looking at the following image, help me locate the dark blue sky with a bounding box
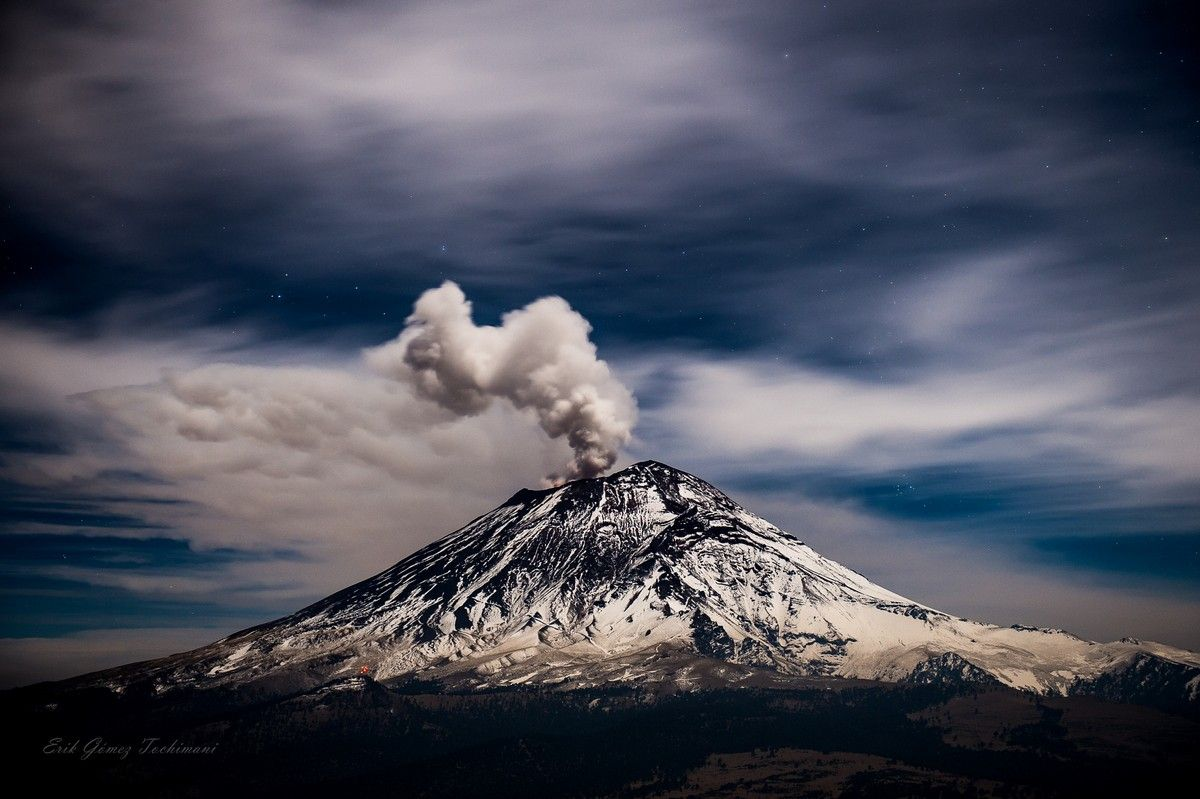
[1,0,1197,685]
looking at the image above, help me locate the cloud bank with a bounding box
[0,284,636,588]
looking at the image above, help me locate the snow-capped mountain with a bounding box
[91,461,1200,703]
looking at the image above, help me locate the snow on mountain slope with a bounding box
[91,461,1200,701]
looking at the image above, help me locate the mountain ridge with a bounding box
[52,460,1200,707]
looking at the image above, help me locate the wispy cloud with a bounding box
[0,287,634,604]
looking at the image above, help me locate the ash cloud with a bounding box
[366,282,636,481]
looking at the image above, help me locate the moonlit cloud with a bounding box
[643,355,1200,487]
[655,358,1102,461]
[0,0,775,270]
[1,340,565,575]
[0,283,637,595]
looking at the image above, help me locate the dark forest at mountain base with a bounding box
[9,679,1198,798]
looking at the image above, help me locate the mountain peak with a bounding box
[77,461,1200,703]
[618,459,688,476]
[504,459,722,512]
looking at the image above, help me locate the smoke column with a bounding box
[365,281,637,481]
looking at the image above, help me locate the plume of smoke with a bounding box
[365,281,636,481]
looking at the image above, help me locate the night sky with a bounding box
[1,1,1198,687]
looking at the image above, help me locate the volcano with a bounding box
[77,461,1199,705]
